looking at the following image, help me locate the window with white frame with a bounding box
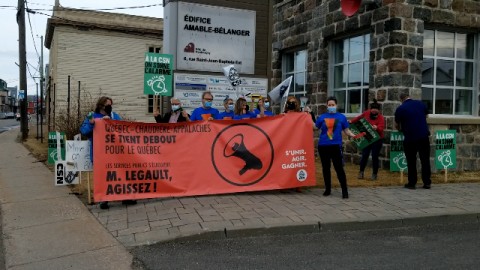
[422,30,476,115]
[283,50,307,100]
[147,45,163,113]
[330,34,370,114]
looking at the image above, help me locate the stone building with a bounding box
[272,0,480,171]
[45,5,163,124]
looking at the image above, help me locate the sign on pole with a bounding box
[144,53,173,96]
[390,131,407,172]
[349,118,380,150]
[435,130,456,170]
[48,131,66,164]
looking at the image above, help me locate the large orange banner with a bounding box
[93,113,316,202]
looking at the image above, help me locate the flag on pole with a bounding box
[268,76,292,104]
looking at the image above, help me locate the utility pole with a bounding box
[39,35,44,143]
[17,0,28,140]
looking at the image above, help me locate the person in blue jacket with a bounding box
[233,97,257,120]
[254,97,274,117]
[189,91,220,121]
[80,96,136,209]
[315,96,356,199]
[395,93,432,190]
[218,97,235,120]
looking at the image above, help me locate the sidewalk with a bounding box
[0,129,133,270]
[1,128,480,269]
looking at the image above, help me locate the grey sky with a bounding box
[0,0,163,94]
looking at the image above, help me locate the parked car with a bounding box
[5,112,15,119]
[0,112,6,119]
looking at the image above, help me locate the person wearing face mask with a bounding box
[284,96,301,113]
[190,91,220,121]
[80,96,136,209]
[254,97,274,117]
[153,97,190,123]
[315,96,356,199]
[233,97,257,119]
[349,99,385,180]
[218,98,235,120]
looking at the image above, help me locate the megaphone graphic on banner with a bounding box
[224,134,263,175]
[341,0,380,17]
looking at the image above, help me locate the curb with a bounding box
[147,213,480,244]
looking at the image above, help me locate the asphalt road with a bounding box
[0,118,19,134]
[131,222,480,270]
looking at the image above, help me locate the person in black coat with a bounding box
[153,97,190,123]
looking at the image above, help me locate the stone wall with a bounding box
[272,0,480,171]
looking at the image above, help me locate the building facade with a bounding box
[45,6,163,123]
[272,0,480,171]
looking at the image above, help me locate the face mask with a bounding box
[264,102,270,109]
[286,102,296,110]
[204,101,212,108]
[104,105,112,115]
[370,112,378,119]
[327,106,336,113]
[228,104,234,111]
[172,105,180,111]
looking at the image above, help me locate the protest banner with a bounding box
[349,118,380,150]
[93,113,316,202]
[48,132,66,164]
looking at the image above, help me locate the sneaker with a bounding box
[357,172,364,179]
[99,201,109,209]
[342,192,349,199]
[122,200,137,205]
[323,190,331,196]
[371,174,377,180]
[423,184,431,189]
[404,184,416,190]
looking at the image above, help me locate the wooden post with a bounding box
[87,172,92,205]
[400,170,404,184]
[444,169,448,183]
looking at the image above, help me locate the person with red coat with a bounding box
[350,99,385,180]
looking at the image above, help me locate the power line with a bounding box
[15,3,162,12]
[25,0,40,59]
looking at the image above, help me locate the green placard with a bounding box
[144,53,173,96]
[435,130,456,169]
[48,132,66,164]
[349,118,380,150]
[390,131,407,172]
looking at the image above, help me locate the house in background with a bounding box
[45,4,163,125]
[0,79,7,113]
[272,0,480,171]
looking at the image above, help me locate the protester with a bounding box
[189,91,220,121]
[349,99,385,180]
[394,93,432,189]
[284,96,315,123]
[80,96,136,209]
[315,96,356,199]
[254,97,274,117]
[153,97,190,123]
[233,97,257,120]
[218,97,235,120]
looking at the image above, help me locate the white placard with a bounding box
[66,140,93,172]
[176,2,256,73]
[55,161,80,186]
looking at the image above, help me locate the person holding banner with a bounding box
[395,93,431,190]
[316,96,356,199]
[218,98,235,120]
[80,96,136,209]
[350,99,385,180]
[254,97,274,117]
[233,97,257,120]
[153,97,190,123]
[284,96,316,123]
[189,91,220,121]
